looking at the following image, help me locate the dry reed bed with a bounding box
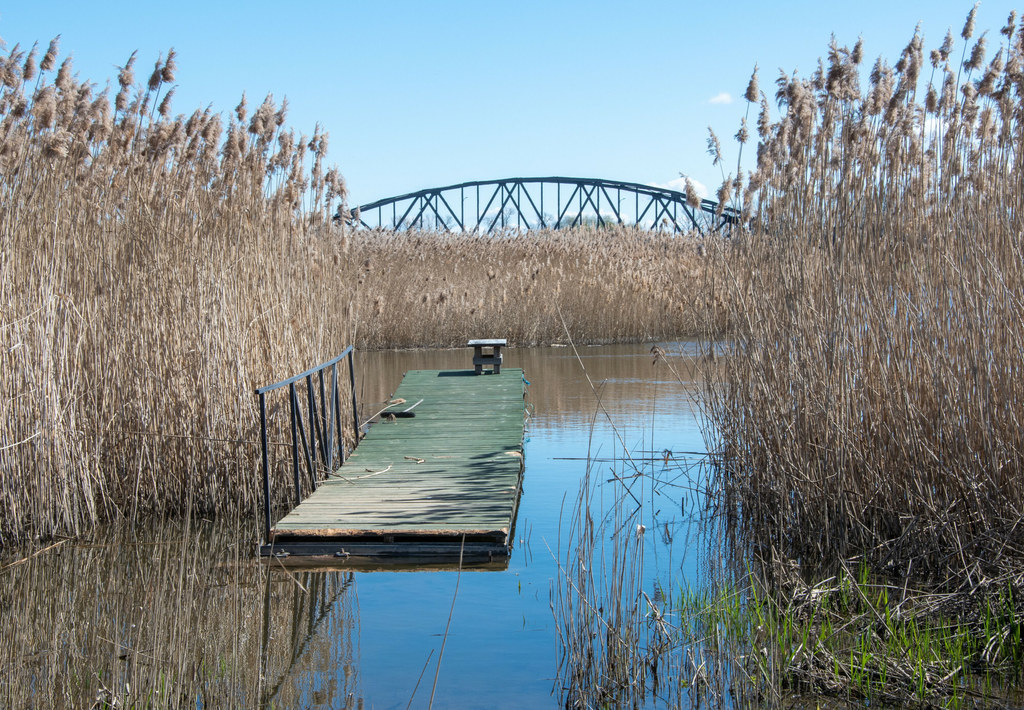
[346,227,722,349]
[0,39,354,545]
[0,36,721,544]
[702,9,1024,584]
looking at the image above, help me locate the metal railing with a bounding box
[255,347,359,541]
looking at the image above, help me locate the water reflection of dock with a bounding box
[261,364,527,564]
[260,571,360,709]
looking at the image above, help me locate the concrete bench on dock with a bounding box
[469,338,506,375]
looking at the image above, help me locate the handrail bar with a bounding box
[255,346,354,395]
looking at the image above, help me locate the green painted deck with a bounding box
[266,368,527,560]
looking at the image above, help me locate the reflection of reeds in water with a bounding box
[261,569,362,709]
[0,518,362,708]
[555,458,648,708]
[553,342,719,708]
[555,446,736,708]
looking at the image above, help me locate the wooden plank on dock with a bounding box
[265,367,527,561]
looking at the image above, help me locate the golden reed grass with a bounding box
[0,36,718,544]
[701,10,1024,584]
[0,39,355,545]
[345,227,722,349]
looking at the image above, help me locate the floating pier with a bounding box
[258,342,527,563]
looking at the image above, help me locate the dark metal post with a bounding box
[313,374,327,460]
[327,362,339,467]
[348,349,360,440]
[289,382,302,505]
[259,392,271,541]
[318,369,327,454]
[292,386,316,494]
[326,364,337,472]
[306,376,319,491]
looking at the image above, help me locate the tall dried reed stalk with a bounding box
[702,11,1024,583]
[554,453,651,708]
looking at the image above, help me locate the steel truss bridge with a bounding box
[351,177,738,235]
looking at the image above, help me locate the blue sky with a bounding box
[1,1,1018,206]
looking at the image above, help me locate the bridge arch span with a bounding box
[351,177,738,235]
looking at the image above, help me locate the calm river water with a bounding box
[0,342,711,709]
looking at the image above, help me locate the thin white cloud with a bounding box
[708,92,733,105]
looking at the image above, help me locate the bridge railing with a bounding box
[255,348,360,541]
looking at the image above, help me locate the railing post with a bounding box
[292,384,316,495]
[305,375,318,489]
[326,363,337,472]
[259,392,271,542]
[334,364,345,465]
[289,382,302,506]
[348,349,360,440]
[318,369,328,460]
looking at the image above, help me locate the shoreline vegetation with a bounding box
[705,7,1024,588]
[3,6,1024,708]
[706,0,1024,617]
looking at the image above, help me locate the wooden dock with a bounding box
[261,366,527,563]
